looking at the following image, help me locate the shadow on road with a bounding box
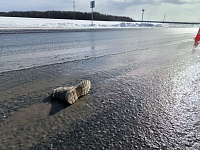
[43,96,70,116]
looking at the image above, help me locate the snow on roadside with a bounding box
[0,16,197,29]
[0,16,163,29]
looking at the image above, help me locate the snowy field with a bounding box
[0,16,179,29]
[0,16,161,29]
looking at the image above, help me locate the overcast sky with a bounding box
[1,0,200,22]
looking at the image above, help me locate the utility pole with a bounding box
[163,13,166,22]
[48,11,51,18]
[73,1,75,19]
[90,1,95,26]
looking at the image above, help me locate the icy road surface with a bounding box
[0,28,200,149]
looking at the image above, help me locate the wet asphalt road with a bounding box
[0,28,200,149]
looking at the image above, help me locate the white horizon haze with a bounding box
[0,0,200,22]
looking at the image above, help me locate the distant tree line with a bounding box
[0,11,134,22]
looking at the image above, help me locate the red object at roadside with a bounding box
[194,28,200,48]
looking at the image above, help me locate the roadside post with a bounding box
[141,9,145,26]
[90,0,95,26]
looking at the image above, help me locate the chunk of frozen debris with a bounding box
[51,80,91,105]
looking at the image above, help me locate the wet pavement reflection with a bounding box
[0,28,200,149]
